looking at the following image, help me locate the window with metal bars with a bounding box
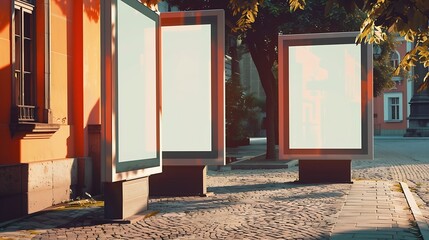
[10,0,59,136]
[14,0,36,122]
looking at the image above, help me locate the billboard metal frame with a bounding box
[278,32,373,160]
[160,10,225,166]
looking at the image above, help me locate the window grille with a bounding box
[14,1,36,121]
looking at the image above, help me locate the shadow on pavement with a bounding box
[271,191,345,201]
[208,181,350,194]
[149,198,238,214]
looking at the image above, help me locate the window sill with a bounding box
[384,120,403,123]
[10,122,61,139]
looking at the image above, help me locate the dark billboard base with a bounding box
[299,160,352,183]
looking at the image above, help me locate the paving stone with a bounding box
[1,139,427,239]
[331,180,420,239]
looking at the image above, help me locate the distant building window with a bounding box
[14,0,36,121]
[383,93,403,122]
[390,51,400,69]
[390,97,400,120]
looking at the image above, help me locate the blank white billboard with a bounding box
[162,24,212,152]
[160,10,225,166]
[117,0,157,161]
[288,44,362,149]
[101,0,161,182]
[278,32,373,160]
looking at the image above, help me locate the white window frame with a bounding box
[383,92,403,122]
[391,50,402,82]
[390,51,400,69]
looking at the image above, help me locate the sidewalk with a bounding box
[0,139,426,239]
[331,181,423,240]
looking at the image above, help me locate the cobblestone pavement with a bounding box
[0,137,426,239]
[30,171,349,239]
[0,208,100,240]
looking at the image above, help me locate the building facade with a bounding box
[0,0,101,221]
[373,39,414,136]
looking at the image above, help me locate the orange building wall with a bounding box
[70,0,101,158]
[1,1,101,164]
[0,1,11,125]
[0,1,20,164]
[51,1,72,124]
[35,1,46,122]
[0,1,101,220]
[82,0,101,156]
[18,0,75,163]
[71,0,101,158]
[83,0,101,127]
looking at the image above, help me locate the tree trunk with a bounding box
[264,86,276,159]
[246,36,277,160]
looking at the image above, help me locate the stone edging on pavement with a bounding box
[401,182,429,240]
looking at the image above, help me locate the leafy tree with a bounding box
[228,0,429,91]
[147,0,366,159]
[141,0,399,159]
[373,33,399,96]
[245,0,368,159]
[351,0,429,92]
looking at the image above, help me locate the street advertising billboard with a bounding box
[278,32,373,160]
[101,0,161,182]
[160,10,225,165]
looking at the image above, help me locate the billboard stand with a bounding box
[104,177,149,220]
[299,160,351,183]
[278,32,373,184]
[101,0,161,220]
[157,9,225,196]
[149,166,208,196]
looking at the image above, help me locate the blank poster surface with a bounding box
[288,44,362,149]
[117,0,157,162]
[162,24,212,152]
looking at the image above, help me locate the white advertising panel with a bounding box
[162,24,212,152]
[160,10,225,166]
[278,32,373,160]
[101,0,161,182]
[117,0,157,161]
[288,44,362,149]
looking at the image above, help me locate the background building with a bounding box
[239,52,265,102]
[373,39,414,136]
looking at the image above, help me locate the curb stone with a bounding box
[401,182,429,240]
